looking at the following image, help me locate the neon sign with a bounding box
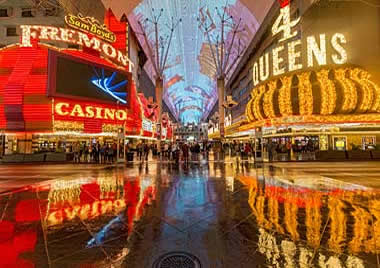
[252,3,348,87]
[91,72,128,104]
[65,13,116,43]
[20,25,132,70]
[54,101,128,121]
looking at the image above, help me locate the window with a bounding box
[0,9,8,17]
[44,8,57,16]
[6,27,17,37]
[21,8,34,17]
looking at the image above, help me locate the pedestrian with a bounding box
[286,140,292,160]
[84,145,89,162]
[267,141,273,162]
[100,144,105,163]
[195,143,200,161]
[104,145,109,163]
[73,142,80,163]
[137,142,143,161]
[88,144,93,163]
[164,143,169,159]
[182,143,189,163]
[108,145,114,163]
[172,143,179,163]
[112,142,117,160]
[244,143,252,160]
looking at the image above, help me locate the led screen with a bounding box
[52,53,129,105]
[128,0,273,123]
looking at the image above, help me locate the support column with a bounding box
[156,77,163,157]
[217,77,225,139]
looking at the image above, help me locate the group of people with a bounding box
[134,141,204,163]
[68,140,261,164]
[136,142,152,161]
[265,139,318,161]
[134,141,255,163]
[72,142,119,164]
[68,138,319,164]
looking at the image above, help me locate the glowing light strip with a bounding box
[91,73,127,104]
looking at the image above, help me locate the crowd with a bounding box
[133,140,255,163]
[68,138,318,164]
[71,142,120,164]
[265,139,318,161]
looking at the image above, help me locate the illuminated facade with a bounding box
[219,0,380,153]
[0,9,173,155]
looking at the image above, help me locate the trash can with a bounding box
[127,152,134,162]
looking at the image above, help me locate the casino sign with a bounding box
[20,23,132,70]
[245,2,380,128]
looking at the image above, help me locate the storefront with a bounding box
[0,11,144,156]
[237,0,380,158]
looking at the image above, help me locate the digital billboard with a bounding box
[48,50,131,106]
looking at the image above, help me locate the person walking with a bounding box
[267,141,273,162]
[73,142,80,163]
[195,143,200,161]
[286,140,292,161]
[244,143,252,160]
[84,145,89,163]
[143,142,150,161]
[137,142,143,161]
[172,143,179,164]
[100,144,105,164]
[182,143,189,163]
[112,142,117,161]
[164,143,169,159]
[108,145,114,163]
[104,145,109,163]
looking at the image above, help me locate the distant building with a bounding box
[174,123,208,142]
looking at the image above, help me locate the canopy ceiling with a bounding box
[102,0,274,123]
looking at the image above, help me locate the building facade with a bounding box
[174,123,208,142]
[0,6,174,157]
[209,0,380,160]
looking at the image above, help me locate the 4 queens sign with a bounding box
[252,2,348,87]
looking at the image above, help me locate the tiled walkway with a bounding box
[0,161,379,267]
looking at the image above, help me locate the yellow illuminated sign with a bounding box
[55,102,128,121]
[252,3,348,87]
[65,13,116,43]
[20,25,132,70]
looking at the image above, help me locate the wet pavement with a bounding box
[0,161,379,267]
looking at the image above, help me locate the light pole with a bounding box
[198,7,245,140]
[137,10,181,160]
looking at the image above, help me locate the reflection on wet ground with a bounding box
[0,162,379,267]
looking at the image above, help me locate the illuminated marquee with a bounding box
[65,13,116,43]
[142,118,153,132]
[252,3,347,86]
[54,102,128,121]
[20,25,132,70]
